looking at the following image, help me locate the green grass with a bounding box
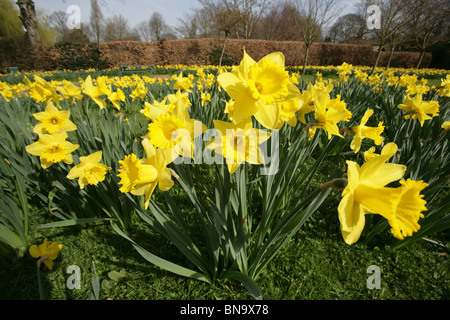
[1,196,448,300]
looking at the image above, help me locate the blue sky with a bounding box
[35,0,359,29]
[36,0,202,27]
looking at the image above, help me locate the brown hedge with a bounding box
[0,37,432,72]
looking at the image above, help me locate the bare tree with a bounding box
[198,0,245,67]
[136,20,153,42]
[198,0,271,39]
[16,0,41,48]
[195,8,220,37]
[328,13,368,43]
[289,0,340,75]
[103,14,140,41]
[176,13,197,39]
[358,0,416,74]
[48,10,69,42]
[90,0,104,43]
[198,0,242,37]
[149,12,168,41]
[404,0,450,68]
[384,20,405,69]
[238,0,272,39]
[254,1,299,41]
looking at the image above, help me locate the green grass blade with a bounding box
[224,271,262,300]
[111,222,211,283]
[36,218,115,229]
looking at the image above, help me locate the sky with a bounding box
[35,0,360,29]
[35,0,202,27]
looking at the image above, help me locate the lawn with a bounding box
[0,59,449,301]
[1,203,448,300]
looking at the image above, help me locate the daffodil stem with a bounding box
[320,178,348,191]
[36,255,49,300]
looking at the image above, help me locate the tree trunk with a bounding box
[386,46,395,70]
[16,0,41,49]
[416,50,425,69]
[371,45,383,75]
[302,45,310,76]
[219,36,228,69]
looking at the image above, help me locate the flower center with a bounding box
[85,165,107,185]
[118,154,142,193]
[247,59,290,104]
[42,144,67,163]
[147,114,185,149]
[255,82,264,94]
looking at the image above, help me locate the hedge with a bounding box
[0,37,433,72]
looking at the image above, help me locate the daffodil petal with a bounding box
[254,103,283,130]
[29,245,41,258]
[238,48,257,81]
[338,192,366,245]
[259,52,285,68]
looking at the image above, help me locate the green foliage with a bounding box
[36,9,56,45]
[0,0,25,37]
[208,44,235,66]
[55,43,110,71]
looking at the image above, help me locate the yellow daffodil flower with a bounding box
[57,81,83,103]
[167,90,192,108]
[146,98,207,163]
[107,88,126,110]
[308,92,352,140]
[173,72,193,92]
[117,139,174,209]
[442,121,450,131]
[140,98,170,120]
[67,151,111,189]
[224,99,235,121]
[354,69,368,83]
[32,101,77,135]
[406,83,430,96]
[130,82,148,101]
[279,97,301,128]
[25,131,79,169]
[117,153,143,194]
[217,49,300,129]
[398,94,439,127]
[82,75,108,109]
[338,143,427,244]
[23,76,62,105]
[0,82,14,102]
[206,118,271,174]
[297,83,333,124]
[337,62,353,82]
[438,75,450,97]
[34,76,62,105]
[201,92,211,106]
[350,109,384,153]
[29,238,63,270]
[399,74,419,87]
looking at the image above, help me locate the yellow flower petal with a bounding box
[29,245,41,258]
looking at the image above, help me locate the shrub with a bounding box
[55,42,110,71]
